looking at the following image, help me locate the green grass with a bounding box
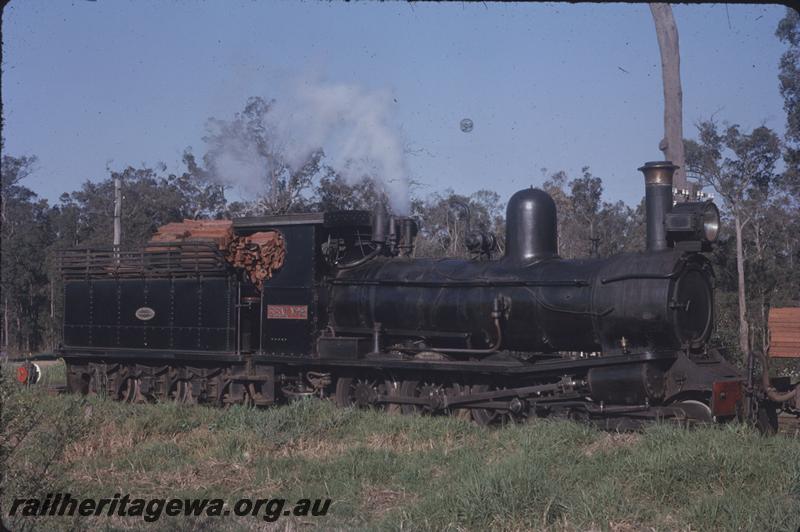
[1,363,799,531]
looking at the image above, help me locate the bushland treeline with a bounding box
[2,9,799,369]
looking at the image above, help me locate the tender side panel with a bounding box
[63,276,236,351]
[64,281,93,347]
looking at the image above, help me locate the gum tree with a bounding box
[650,3,689,195]
[685,122,782,357]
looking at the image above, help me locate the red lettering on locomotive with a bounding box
[267,305,308,320]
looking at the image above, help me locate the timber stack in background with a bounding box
[768,308,800,358]
[150,219,286,290]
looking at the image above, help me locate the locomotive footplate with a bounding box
[60,348,677,376]
[263,349,678,377]
[60,347,245,362]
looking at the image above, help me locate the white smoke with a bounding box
[208,137,267,195]
[276,81,409,213]
[206,79,411,214]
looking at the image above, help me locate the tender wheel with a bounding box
[170,380,197,404]
[242,384,256,408]
[88,365,107,397]
[220,381,255,408]
[120,377,148,404]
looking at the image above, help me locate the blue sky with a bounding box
[2,1,790,208]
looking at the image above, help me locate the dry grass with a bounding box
[2,365,800,531]
[360,484,419,518]
[582,433,641,457]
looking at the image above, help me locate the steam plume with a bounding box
[206,79,410,214]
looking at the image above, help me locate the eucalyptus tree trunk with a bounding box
[752,217,768,354]
[734,214,750,356]
[650,3,689,197]
[3,296,8,353]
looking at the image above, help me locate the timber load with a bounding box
[150,219,235,249]
[768,307,800,358]
[150,219,286,290]
[226,231,286,289]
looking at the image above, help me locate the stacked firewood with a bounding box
[149,220,286,290]
[225,231,286,290]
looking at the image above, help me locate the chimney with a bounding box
[638,161,678,252]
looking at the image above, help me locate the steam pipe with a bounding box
[372,204,388,243]
[399,217,417,255]
[393,316,503,355]
[427,316,503,354]
[336,243,383,270]
[388,216,397,247]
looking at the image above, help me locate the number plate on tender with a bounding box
[267,305,308,320]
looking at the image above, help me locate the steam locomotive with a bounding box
[57,161,748,428]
